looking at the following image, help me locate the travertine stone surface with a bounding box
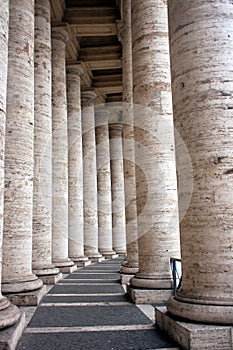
[82,91,103,261]
[167,0,233,324]
[0,0,21,328]
[51,27,74,269]
[67,65,88,264]
[2,0,43,294]
[118,0,139,274]
[109,124,126,254]
[156,306,233,350]
[33,0,59,279]
[127,285,172,305]
[95,107,116,258]
[130,0,180,292]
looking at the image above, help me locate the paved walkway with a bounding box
[17,258,179,350]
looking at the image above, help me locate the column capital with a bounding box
[81,90,97,106]
[109,123,123,138]
[95,105,110,126]
[66,63,84,77]
[51,26,69,43]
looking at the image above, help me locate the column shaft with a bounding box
[119,0,139,276]
[33,0,60,283]
[0,0,21,327]
[96,107,117,259]
[109,124,126,255]
[51,27,75,273]
[2,0,43,295]
[82,91,103,262]
[67,65,89,267]
[129,0,180,303]
[167,0,233,324]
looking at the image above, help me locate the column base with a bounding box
[0,312,26,350]
[167,295,233,324]
[121,258,128,266]
[76,260,91,267]
[70,256,91,267]
[59,265,77,274]
[127,284,172,304]
[156,306,233,350]
[2,276,43,294]
[120,265,139,275]
[120,263,139,285]
[38,272,63,285]
[0,300,21,329]
[33,266,60,276]
[99,249,118,259]
[5,285,47,306]
[121,274,135,285]
[53,259,77,273]
[90,256,105,263]
[85,252,105,263]
[33,266,61,284]
[114,249,126,256]
[102,253,119,259]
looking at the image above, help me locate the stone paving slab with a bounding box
[48,284,124,294]
[17,329,177,350]
[15,259,180,350]
[65,273,120,279]
[42,295,129,303]
[81,266,120,271]
[27,305,152,328]
[60,279,120,284]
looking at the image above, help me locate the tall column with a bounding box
[51,27,76,273]
[0,0,21,328]
[66,65,90,267]
[2,0,44,303]
[95,107,117,259]
[109,124,126,255]
[82,91,104,262]
[166,0,233,324]
[118,0,139,281]
[128,0,180,304]
[33,0,61,284]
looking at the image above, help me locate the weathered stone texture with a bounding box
[0,0,21,328]
[129,0,180,293]
[167,0,233,324]
[3,0,43,294]
[67,65,87,262]
[95,107,115,257]
[82,91,102,260]
[33,0,59,279]
[119,0,139,274]
[109,124,126,254]
[51,27,74,269]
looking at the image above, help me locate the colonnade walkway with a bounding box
[16,258,179,350]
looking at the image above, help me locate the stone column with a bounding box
[95,107,118,259]
[66,65,90,267]
[109,124,127,255]
[166,0,233,324]
[82,91,104,262]
[0,0,22,328]
[51,27,76,273]
[2,0,44,304]
[118,0,139,282]
[33,0,61,284]
[128,0,180,304]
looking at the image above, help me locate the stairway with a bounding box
[16,258,179,350]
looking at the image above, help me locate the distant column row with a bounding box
[0,0,126,339]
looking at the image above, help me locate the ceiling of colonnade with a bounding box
[50,0,123,104]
